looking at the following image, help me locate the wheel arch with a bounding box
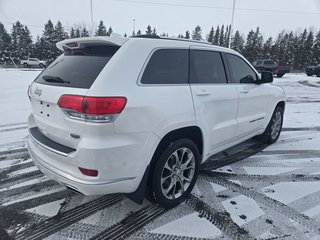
[148,126,203,180]
[276,101,285,111]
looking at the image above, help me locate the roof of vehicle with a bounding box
[56,34,238,55]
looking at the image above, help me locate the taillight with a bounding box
[79,167,98,177]
[58,95,127,123]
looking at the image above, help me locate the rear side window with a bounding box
[226,54,257,83]
[190,50,227,84]
[35,45,119,89]
[264,60,274,65]
[141,49,188,84]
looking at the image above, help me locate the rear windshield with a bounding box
[35,45,119,89]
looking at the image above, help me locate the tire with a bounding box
[277,74,284,78]
[150,138,200,209]
[317,71,320,77]
[39,63,45,68]
[255,106,284,144]
[23,63,28,68]
[306,73,313,76]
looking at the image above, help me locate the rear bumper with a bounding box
[27,117,160,196]
[28,138,138,195]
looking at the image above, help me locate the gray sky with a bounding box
[0,0,320,40]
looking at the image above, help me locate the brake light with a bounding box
[66,42,79,48]
[79,167,98,177]
[58,95,127,122]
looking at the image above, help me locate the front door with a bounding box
[224,53,269,138]
[189,48,239,154]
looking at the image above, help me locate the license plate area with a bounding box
[36,100,54,118]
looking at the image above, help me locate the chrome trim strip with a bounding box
[250,117,265,123]
[29,129,70,157]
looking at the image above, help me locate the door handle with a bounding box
[240,90,249,94]
[196,90,211,96]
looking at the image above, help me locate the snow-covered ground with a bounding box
[0,69,320,240]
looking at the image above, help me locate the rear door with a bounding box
[189,47,238,153]
[224,53,269,138]
[29,44,120,149]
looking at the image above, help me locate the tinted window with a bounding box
[264,60,274,65]
[35,45,119,89]
[256,61,262,65]
[141,49,188,84]
[191,50,226,84]
[226,54,257,84]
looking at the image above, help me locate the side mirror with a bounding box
[258,71,273,84]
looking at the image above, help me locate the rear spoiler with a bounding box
[56,35,129,51]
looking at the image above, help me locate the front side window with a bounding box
[226,54,257,84]
[141,49,188,84]
[190,50,227,84]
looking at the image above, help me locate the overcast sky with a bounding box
[0,0,320,39]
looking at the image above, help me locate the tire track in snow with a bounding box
[0,180,58,201]
[202,174,320,235]
[0,170,43,189]
[0,126,28,133]
[15,194,124,240]
[4,189,75,212]
[90,204,166,240]
[209,172,320,183]
[0,161,34,178]
[186,194,254,240]
[0,122,27,128]
[0,148,29,161]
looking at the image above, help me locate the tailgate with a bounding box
[29,42,123,149]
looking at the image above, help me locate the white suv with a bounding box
[27,35,285,208]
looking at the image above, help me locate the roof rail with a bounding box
[130,34,213,46]
[131,34,161,39]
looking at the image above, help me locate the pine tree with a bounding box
[192,25,202,40]
[152,27,157,35]
[70,27,76,38]
[10,21,32,60]
[313,31,320,64]
[107,27,113,36]
[40,20,58,62]
[137,30,141,35]
[145,25,152,35]
[295,28,308,69]
[231,30,244,53]
[207,27,214,44]
[243,27,263,62]
[124,33,127,37]
[305,30,314,66]
[213,25,220,45]
[219,25,225,47]
[95,20,107,36]
[224,25,231,48]
[75,28,81,38]
[0,22,11,64]
[185,31,190,39]
[81,27,90,37]
[263,37,273,59]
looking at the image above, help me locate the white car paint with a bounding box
[27,35,286,197]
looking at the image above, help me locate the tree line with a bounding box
[0,20,319,69]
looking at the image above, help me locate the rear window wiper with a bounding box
[42,75,70,84]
